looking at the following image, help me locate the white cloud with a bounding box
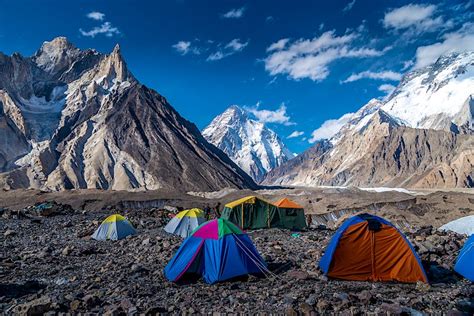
[342,70,402,83]
[225,38,248,51]
[222,7,245,19]
[401,60,414,71]
[267,76,277,85]
[343,0,356,12]
[414,23,474,68]
[172,41,191,55]
[264,31,388,81]
[378,83,396,95]
[207,39,248,61]
[207,51,225,61]
[309,113,354,142]
[87,11,105,21]
[246,103,294,126]
[267,38,290,52]
[79,22,120,38]
[383,4,443,33]
[287,131,304,139]
[319,23,325,31]
[172,41,202,55]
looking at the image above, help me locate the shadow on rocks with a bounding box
[425,261,460,284]
[0,280,46,299]
[268,260,295,274]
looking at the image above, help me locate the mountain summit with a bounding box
[0,37,256,191]
[264,52,474,188]
[202,105,293,182]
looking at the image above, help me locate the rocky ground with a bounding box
[1,202,473,315]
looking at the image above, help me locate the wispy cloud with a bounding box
[207,38,248,61]
[245,103,294,126]
[86,11,105,21]
[80,11,120,38]
[267,77,278,85]
[172,41,202,55]
[287,131,304,139]
[264,30,389,81]
[378,83,396,95]
[207,51,225,61]
[225,38,248,51]
[79,22,120,38]
[343,0,356,12]
[401,60,414,71]
[267,38,290,52]
[342,70,402,83]
[172,41,191,55]
[383,4,445,34]
[414,22,474,68]
[309,113,354,143]
[222,7,245,19]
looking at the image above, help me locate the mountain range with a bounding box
[1,38,473,191]
[0,37,256,191]
[263,52,474,188]
[202,105,293,182]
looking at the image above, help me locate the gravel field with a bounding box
[1,205,473,314]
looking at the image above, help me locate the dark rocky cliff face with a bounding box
[0,37,256,191]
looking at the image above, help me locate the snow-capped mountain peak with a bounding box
[203,105,293,182]
[263,51,474,189]
[332,51,474,141]
[381,51,474,131]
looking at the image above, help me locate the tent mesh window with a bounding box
[285,209,297,216]
[367,219,382,232]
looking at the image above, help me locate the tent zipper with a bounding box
[371,230,376,281]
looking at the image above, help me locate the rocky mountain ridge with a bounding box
[0,37,256,191]
[264,52,474,188]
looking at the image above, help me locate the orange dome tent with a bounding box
[319,213,428,283]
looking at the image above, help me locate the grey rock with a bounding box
[4,229,16,237]
[305,294,317,306]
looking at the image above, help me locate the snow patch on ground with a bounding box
[359,187,416,195]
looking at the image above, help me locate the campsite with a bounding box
[1,188,473,314]
[1,0,474,314]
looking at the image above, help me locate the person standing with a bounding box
[215,202,221,217]
[203,205,211,220]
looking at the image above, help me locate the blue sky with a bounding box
[0,0,473,153]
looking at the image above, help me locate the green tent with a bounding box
[221,196,306,230]
[274,198,307,230]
